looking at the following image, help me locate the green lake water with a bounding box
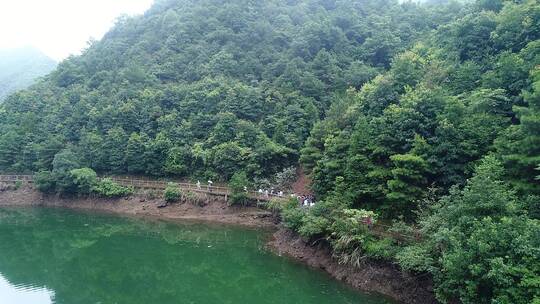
[0,208,392,304]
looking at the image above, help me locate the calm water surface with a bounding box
[0,208,392,304]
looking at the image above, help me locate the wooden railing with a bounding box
[0,175,288,202]
[0,175,34,183]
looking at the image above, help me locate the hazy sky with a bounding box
[0,0,154,61]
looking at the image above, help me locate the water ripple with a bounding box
[0,273,54,304]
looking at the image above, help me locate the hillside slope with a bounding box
[0,0,462,180]
[289,1,540,303]
[0,47,56,100]
[0,1,539,303]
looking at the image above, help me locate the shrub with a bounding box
[34,166,99,196]
[229,171,250,205]
[69,168,98,194]
[184,191,203,206]
[265,198,285,214]
[362,237,398,260]
[396,243,435,273]
[14,181,23,190]
[328,209,378,265]
[298,214,329,238]
[92,178,134,198]
[34,171,56,193]
[525,195,540,219]
[164,183,182,203]
[281,206,306,231]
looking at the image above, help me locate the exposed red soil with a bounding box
[291,167,313,195]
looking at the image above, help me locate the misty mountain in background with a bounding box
[0,47,57,100]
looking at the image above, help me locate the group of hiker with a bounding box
[196,180,212,190]
[258,188,285,198]
[196,180,289,198]
[194,181,318,208]
[298,194,316,207]
[257,189,318,208]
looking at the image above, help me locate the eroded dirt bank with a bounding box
[269,228,437,304]
[0,186,275,228]
[0,186,436,304]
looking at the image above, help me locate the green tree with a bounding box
[125,133,147,174]
[397,156,540,304]
[105,127,128,174]
[497,68,540,195]
[33,171,56,193]
[0,130,23,172]
[164,146,192,176]
[476,0,503,12]
[51,149,81,194]
[69,168,98,195]
[144,133,171,176]
[78,131,105,172]
[386,152,429,220]
[210,142,250,180]
[228,171,249,206]
[34,136,65,171]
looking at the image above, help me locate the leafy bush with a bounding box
[362,238,399,261]
[14,181,23,190]
[396,243,436,273]
[327,209,378,266]
[524,195,540,219]
[34,171,56,193]
[92,178,134,198]
[254,167,297,191]
[253,177,271,191]
[265,198,286,215]
[163,183,182,203]
[281,206,306,231]
[69,168,97,194]
[298,214,329,238]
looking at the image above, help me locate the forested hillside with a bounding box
[0,0,462,179]
[291,1,540,303]
[0,47,56,101]
[0,0,539,303]
[302,0,540,217]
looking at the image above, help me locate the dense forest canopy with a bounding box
[293,1,540,303]
[0,0,539,303]
[0,47,56,101]
[0,0,463,180]
[302,0,540,218]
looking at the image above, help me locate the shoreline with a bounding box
[268,229,437,304]
[0,186,276,228]
[0,186,436,304]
